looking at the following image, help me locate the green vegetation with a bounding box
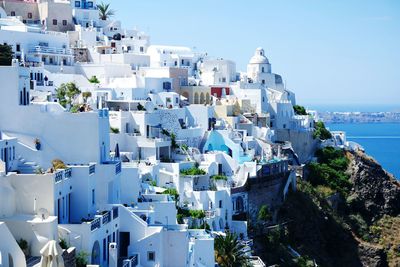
[55,82,81,108]
[82,91,92,103]
[59,238,69,249]
[180,166,206,176]
[313,121,332,140]
[162,188,179,201]
[88,75,100,83]
[170,133,179,149]
[211,175,228,181]
[180,144,188,151]
[70,104,80,113]
[306,147,351,196]
[110,126,120,134]
[137,102,146,111]
[17,238,28,250]
[258,204,272,222]
[97,2,115,20]
[52,159,67,170]
[76,251,89,267]
[293,105,308,115]
[0,44,13,66]
[214,232,251,267]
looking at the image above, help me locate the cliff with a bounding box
[254,150,400,267]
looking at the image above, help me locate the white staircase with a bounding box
[18,156,40,174]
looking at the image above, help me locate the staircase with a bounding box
[26,256,41,267]
[18,156,40,174]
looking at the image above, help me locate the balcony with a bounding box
[102,211,111,225]
[54,168,72,183]
[90,217,101,231]
[28,46,73,56]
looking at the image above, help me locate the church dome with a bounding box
[249,47,269,64]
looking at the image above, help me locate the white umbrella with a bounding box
[40,240,65,267]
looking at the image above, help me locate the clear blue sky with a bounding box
[111,0,400,107]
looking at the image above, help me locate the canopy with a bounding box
[39,240,65,267]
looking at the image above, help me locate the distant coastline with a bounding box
[318,111,400,124]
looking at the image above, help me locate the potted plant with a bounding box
[34,138,41,150]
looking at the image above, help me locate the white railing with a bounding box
[28,46,73,55]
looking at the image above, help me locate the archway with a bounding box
[194,92,199,104]
[91,240,100,265]
[182,91,189,102]
[200,92,205,104]
[206,92,210,104]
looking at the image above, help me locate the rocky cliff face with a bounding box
[255,150,400,267]
[347,151,400,222]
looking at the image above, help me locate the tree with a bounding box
[82,91,92,103]
[56,82,81,108]
[97,2,115,20]
[313,121,332,140]
[214,232,251,267]
[0,44,13,66]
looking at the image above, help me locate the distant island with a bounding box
[318,111,400,123]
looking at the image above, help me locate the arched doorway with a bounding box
[200,92,205,104]
[91,241,100,265]
[194,92,199,104]
[182,91,189,102]
[206,92,210,104]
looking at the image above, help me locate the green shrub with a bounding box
[313,121,332,140]
[293,105,308,115]
[307,162,351,195]
[17,239,28,250]
[110,126,120,134]
[0,44,13,66]
[189,209,205,219]
[52,159,67,170]
[76,251,89,267]
[211,175,228,181]
[88,75,100,83]
[180,167,206,176]
[258,204,272,222]
[162,188,179,201]
[59,238,69,249]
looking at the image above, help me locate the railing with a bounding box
[122,254,139,267]
[112,206,119,219]
[102,211,111,225]
[89,164,95,175]
[64,168,72,178]
[54,170,63,183]
[115,162,121,175]
[28,46,73,55]
[90,217,101,231]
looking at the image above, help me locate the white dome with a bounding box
[249,47,269,64]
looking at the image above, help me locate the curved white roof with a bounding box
[249,47,269,64]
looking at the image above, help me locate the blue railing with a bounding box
[102,211,111,225]
[54,171,63,183]
[89,164,96,175]
[90,218,101,231]
[115,162,121,174]
[65,168,72,179]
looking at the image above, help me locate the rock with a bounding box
[358,243,388,267]
[347,151,400,222]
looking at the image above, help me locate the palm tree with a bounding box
[214,232,252,267]
[97,2,115,20]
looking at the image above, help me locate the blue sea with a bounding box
[326,123,400,179]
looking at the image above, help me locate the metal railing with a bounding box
[28,45,73,55]
[102,211,111,225]
[90,217,101,231]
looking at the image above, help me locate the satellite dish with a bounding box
[38,208,49,220]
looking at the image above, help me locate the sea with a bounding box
[305,104,400,179]
[326,123,400,179]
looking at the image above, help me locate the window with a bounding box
[53,19,57,25]
[11,11,15,16]
[87,1,93,7]
[16,44,21,52]
[28,12,32,19]
[75,1,80,7]
[92,189,95,204]
[181,59,184,65]
[262,80,265,84]
[262,67,264,73]
[219,200,222,208]
[140,46,144,52]
[62,20,67,26]
[147,251,155,262]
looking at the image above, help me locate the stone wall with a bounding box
[74,48,90,63]
[247,172,291,223]
[62,247,76,267]
[275,129,319,163]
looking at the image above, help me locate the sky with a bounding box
[111,0,400,108]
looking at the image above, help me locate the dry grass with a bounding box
[372,216,400,266]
